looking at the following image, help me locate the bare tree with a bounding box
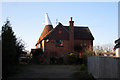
[93,43,114,56]
[102,43,114,52]
[93,45,104,55]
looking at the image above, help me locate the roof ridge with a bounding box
[57,23,69,33]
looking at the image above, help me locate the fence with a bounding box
[87,56,120,79]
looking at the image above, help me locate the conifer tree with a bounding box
[2,19,24,78]
[2,19,17,65]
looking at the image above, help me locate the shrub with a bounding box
[72,64,95,79]
[80,64,86,71]
[67,53,77,64]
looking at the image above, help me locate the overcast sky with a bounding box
[2,2,118,51]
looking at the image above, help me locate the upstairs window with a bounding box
[56,40,64,47]
[46,39,49,43]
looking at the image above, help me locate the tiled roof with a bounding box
[36,25,53,45]
[36,23,94,45]
[74,27,94,40]
[43,23,69,40]
[39,25,53,40]
[63,26,94,40]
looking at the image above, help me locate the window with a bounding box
[56,40,64,47]
[46,39,49,43]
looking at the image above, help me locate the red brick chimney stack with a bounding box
[69,17,74,52]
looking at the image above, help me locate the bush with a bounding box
[72,64,95,79]
[67,53,77,64]
[72,71,95,79]
[80,64,86,71]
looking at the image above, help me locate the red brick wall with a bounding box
[43,39,93,57]
[74,40,93,51]
[44,40,70,57]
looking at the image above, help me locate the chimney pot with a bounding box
[70,17,72,21]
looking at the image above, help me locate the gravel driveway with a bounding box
[8,65,78,80]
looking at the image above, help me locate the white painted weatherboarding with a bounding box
[45,13,52,25]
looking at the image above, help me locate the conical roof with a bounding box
[45,13,52,25]
[39,13,53,41]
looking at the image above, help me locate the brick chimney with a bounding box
[69,17,74,52]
